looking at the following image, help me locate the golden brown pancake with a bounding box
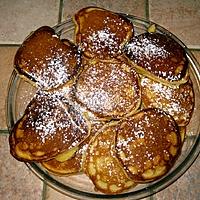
[41,120,106,175]
[140,76,194,126]
[75,59,141,119]
[14,26,80,90]
[115,108,181,182]
[61,85,110,122]
[9,90,90,162]
[83,122,135,194]
[74,7,133,59]
[41,150,82,175]
[125,32,189,86]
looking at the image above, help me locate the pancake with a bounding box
[140,76,194,126]
[75,59,141,119]
[9,90,90,162]
[125,32,189,87]
[115,108,181,182]
[41,148,82,175]
[61,85,111,122]
[74,7,133,59]
[41,120,106,175]
[14,26,80,90]
[83,122,135,194]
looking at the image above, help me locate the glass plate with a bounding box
[6,15,200,200]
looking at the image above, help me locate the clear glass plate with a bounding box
[6,15,200,200]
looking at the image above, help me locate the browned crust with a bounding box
[125,32,189,86]
[73,6,134,59]
[14,26,80,90]
[115,108,182,182]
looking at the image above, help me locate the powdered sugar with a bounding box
[84,28,120,56]
[25,90,89,145]
[78,12,133,58]
[126,37,170,66]
[31,49,77,89]
[141,77,194,125]
[76,61,140,118]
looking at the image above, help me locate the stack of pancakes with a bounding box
[9,7,194,194]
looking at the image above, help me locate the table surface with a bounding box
[0,0,199,200]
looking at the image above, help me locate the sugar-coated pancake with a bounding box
[74,7,134,59]
[9,90,90,162]
[141,76,194,126]
[61,86,111,122]
[83,122,135,194]
[115,108,181,182]
[14,26,80,90]
[41,120,106,175]
[125,32,189,86]
[75,59,141,119]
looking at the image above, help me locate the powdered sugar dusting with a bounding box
[126,37,170,69]
[31,49,77,89]
[76,61,140,118]
[17,28,79,90]
[116,109,179,176]
[78,12,133,58]
[25,90,89,146]
[125,32,188,82]
[141,77,194,125]
[86,28,119,55]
